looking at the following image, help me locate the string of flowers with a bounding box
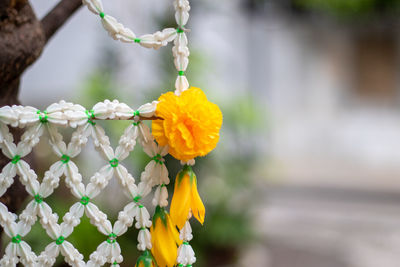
[0,0,223,266]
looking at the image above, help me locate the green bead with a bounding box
[177,28,184,33]
[85,110,96,125]
[34,194,43,204]
[134,38,141,43]
[37,110,48,123]
[61,154,70,164]
[55,236,65,245]
[132,121,140,126]
[152,154,163,165]
[133,195,142,203]
[133,110,140,117]
[11,234,22,244]
[183,241,189,245]
[178,71,185,76]
[11,155,20,164]
[99,12,105,18]
[80,196,90,205]
[107,232,117,244]
[109,158,119,168]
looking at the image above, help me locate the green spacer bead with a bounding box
[134,38,141,43]
[34,194,43,204]
[85,110,96,125]
[178,71,185,76]
[177,28,184,33]
[183,241,189,245]
[11,155,20,164]
[109,158,119,168]
[132,121,140,126]
[133,110,140,117]
[152,154,163,165]
[80,196,90,205]
[11,234,22,244]
[107,232,117,244]
[55,236,65,245]
[178,265,184,267]
[61,154,70,164]
[99,12,105,18]
[37,110,48,123]
[138,204,144,208]
[186,265,192,267]
[133,195,141,203]
[113,262,118,265]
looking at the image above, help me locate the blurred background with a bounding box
[8,0,400,266]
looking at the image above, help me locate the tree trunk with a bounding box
[0,0,82,253]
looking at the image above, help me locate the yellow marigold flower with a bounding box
[151,206,181,267]
[135,250,156,267]
[152,87,223,162]
[170,165,205,229]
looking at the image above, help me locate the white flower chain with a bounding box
[81,0,191,96]
[0,100,166,266]
[0,0,195,265]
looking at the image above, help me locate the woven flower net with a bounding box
[0,0,223,266]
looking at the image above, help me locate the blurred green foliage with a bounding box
[294,0,400,17]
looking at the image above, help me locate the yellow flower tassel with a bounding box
[135,250,157,267]
[151,206,182,267]
[170,165,205,229]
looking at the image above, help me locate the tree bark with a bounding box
[0,0,82,253]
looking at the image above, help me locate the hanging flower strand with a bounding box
[151,85,222,267]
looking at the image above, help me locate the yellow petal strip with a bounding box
[151,206,181,267]
[170,165,206,229]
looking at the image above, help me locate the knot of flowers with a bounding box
[11,234,22,244]
[11,155,20,164]
[37,110,48,123]
[80,196,90,206]
[152,154,163,165]
[34,194,43,204]
[55,236,65,245]
[152,87,223,161]
[109,158,119,168]
[61,154,70,164]
[85,109,96,125]
[107,233,117,244]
